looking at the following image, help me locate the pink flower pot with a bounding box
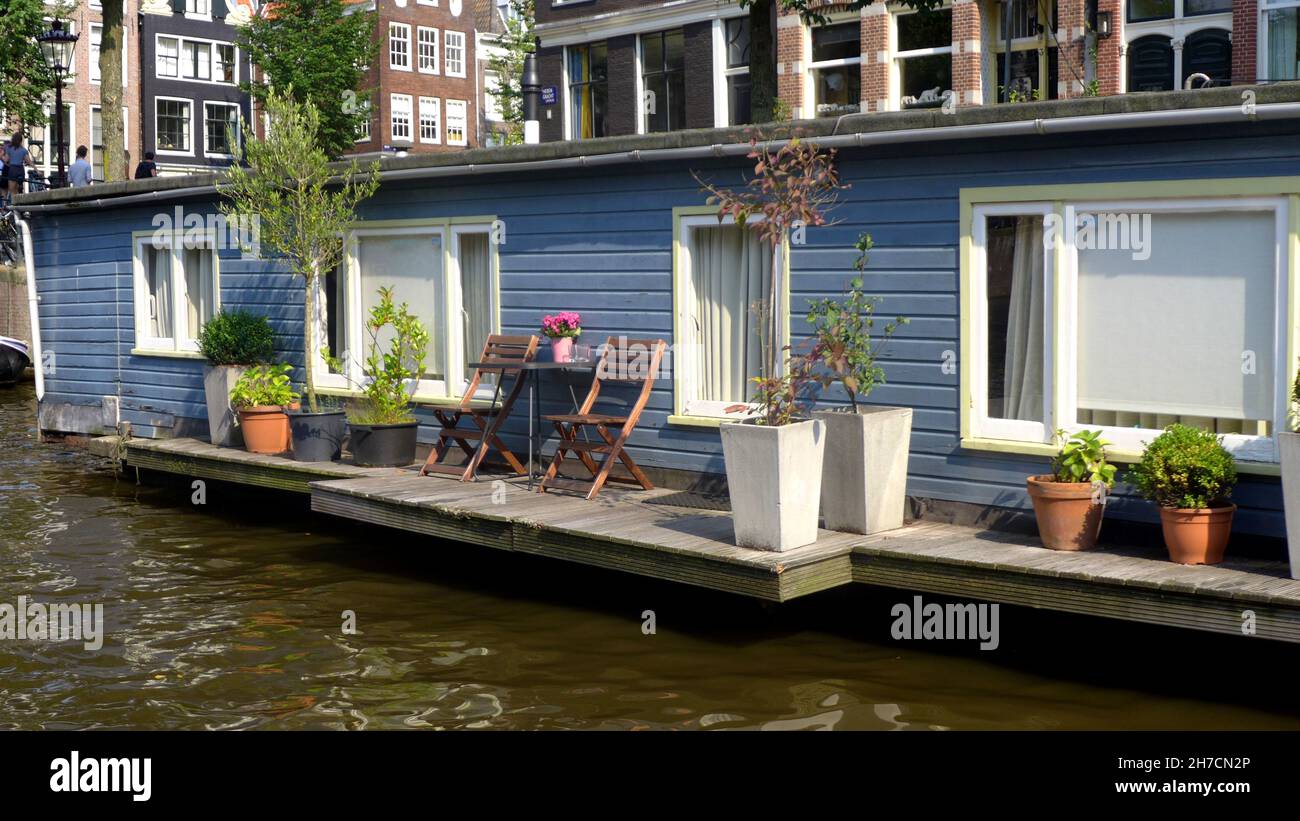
[551,337,575,363]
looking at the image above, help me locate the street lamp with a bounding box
[37,19,79,189]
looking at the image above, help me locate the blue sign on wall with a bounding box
[541,86,558,106]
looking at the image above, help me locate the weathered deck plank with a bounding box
[123,437,1300,637]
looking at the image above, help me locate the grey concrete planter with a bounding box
[202,364,246,447]
[1280,431,1300,579]
[813,406,913,535]
[720,417,826,552]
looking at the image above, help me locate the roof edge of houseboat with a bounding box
[15,82,1300,211]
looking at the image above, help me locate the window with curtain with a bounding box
[809,22,862,117]
[457,232,494,388]
[1266,3,1300,82]
[681,223,775,416]
[356,233,446,386]
[970,199,1287,461]
[568,43,608,139]
[134,235,218,353]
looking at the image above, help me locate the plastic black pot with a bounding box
[287,409,347,463]
[348,421,418,467]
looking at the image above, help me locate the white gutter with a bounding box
[14,102,1300,214]
[13,213,43,402]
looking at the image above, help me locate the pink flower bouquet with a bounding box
[541,312,582,339]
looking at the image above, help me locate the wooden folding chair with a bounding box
[538,336,667,501]
[420,334,539,481]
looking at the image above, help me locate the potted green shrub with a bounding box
[218,89,380,464]
[197,309,275,447]
[1281,367,1300,579]
[229,363,298,455]
[807,234,911,535]
[1128,424,1238,565]
[720,346,825,551]
[345,286,430,467]
[1027,429,1117,551]
[698,135,841,552]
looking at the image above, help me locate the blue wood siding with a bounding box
[27,120,1300,536]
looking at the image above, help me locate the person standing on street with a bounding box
[69,145,93,188]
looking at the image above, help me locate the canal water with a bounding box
[2,382,1299,731]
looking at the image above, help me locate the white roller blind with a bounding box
[358,233,444,381]
[1076,210,1277,421]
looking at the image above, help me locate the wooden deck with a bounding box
[121,436,1300,640]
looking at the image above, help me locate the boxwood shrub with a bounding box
[1127,424,1237,510]
[198,310,275,366]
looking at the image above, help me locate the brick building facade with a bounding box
[347,0,481,155]
[534,0,1292,142]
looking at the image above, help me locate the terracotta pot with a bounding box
[1026,475,1105,551]
[238,405,290,455]
[1158,505,1235,565]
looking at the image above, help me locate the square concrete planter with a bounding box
[720,417,826,552]
[1279,431,1300,579]
[813,406,913,535]
[202,364,246,447]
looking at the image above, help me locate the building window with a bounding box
[895,8,953,109]
[157,36,179,77]
[90,24,103,83]
[391,93,413,142]
[495,0,519,25]
[484,71,504,121]
[1126,0,1233,91]
[675,216,784,418]
[1264,2,1300,82]
[133,232,219,354]
[186,0,212,15]
[418,26,440,74]
[156,99,192,153]
[390,22,412,71]
[445,30,466,77]
[205,102,240,156]
[356,98,371,142]
[567,43,608,139]
[991,0,1058,102]
[91,106,104,181]
[445,99,467,146]
[419,96,441,143]
[640,29,686,133]
[214,44,237,84]
[180,40,212,81]
[724,17,752,126]
[809,22,862,116]
[317,222,498,399]
[967,196,1289,462]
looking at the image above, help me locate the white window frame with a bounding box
[1124,0,1233,92]
[806,19,864,118]
[132,229,222,355]
[674,213,788,419]
[889,6,954,112]
[90,23,103,84]
[90,104,130,179]
[711,16,752,128]
[155,33,238,85]
[390,93,413,143]
[390,22,412,72]
[203,100,241,159]
[419,96,441,144]
[445,30,467,77]
[156,35,180,78]
[313,220,500,401]
[418,26,441,74]
[154,96,193,156]
[445,99,467,146]
[970,197,1291,462]
[1259,0,1300,83]
[355,98,372,143]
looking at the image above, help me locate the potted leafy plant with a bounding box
[698,134,842,552]
[807,234,911,535]
[345,286,430,467]
[1280,366,1300,579]
[1027,429,1117,551]
[197,309,275,447]
[218,89,380,463]
[1128,424,1238,565]
[720,343,826,552]
[541,312,582,363]
[229,363,298,455]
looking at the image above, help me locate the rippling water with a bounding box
[2,382,1299,730]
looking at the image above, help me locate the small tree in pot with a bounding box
[197,310,275,447]
[1027,429,1117,551]
[698,134,841,552]
[342,287,430,467]
[1128,424,1238,565]
[218,88,381,463]
[806,233,911,535]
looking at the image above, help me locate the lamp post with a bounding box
[37,19,79,190]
